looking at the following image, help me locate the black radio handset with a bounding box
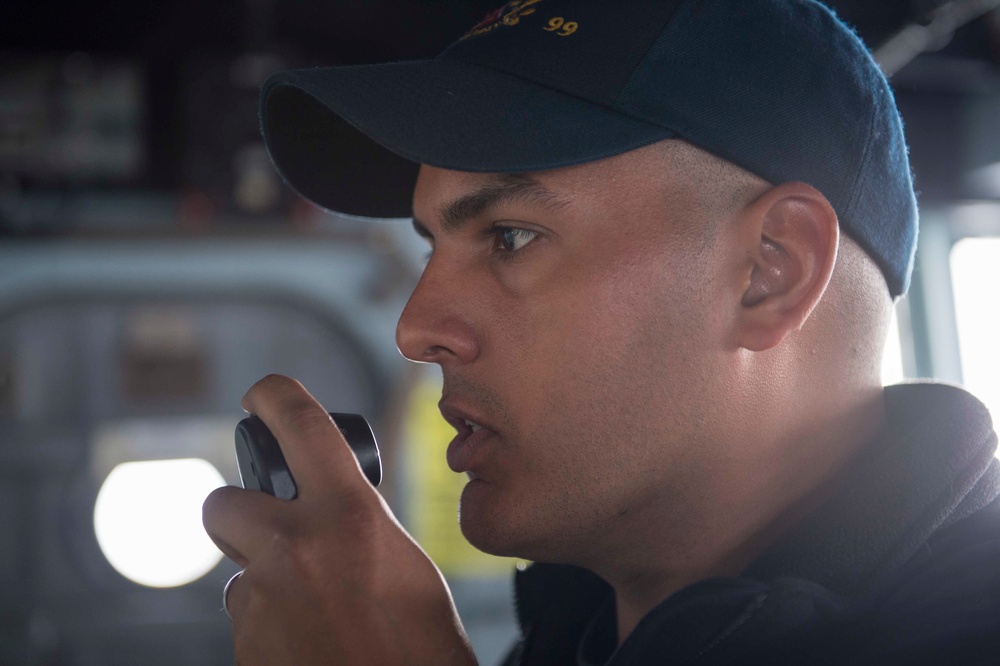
[234,413,382,499]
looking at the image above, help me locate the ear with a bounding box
[734,182,839,352]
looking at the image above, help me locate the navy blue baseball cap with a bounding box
[261,0,918,296]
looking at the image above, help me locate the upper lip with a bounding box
[439,400,498,437]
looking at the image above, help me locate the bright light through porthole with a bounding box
[94,458,225,588]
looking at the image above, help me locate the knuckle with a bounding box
[202,486,235,524]
[278,529,335,585]
[282,404,333,436]
[285,541,322,580]
[246,374,302,404]
[285,501,381,575]
[256,373,294,389]
[341,491,381,527]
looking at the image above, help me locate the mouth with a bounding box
[439,404,500,474]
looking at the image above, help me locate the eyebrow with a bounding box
[411,173,572,239]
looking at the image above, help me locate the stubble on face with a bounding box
[416,140,771,570]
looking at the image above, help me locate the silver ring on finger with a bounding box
[223,570,243,621]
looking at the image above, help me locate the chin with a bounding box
[460,523,524,558]
[457,480,551,560]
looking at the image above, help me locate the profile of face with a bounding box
[396,141,755,569]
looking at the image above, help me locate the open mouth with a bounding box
[439,406,500,473]
[439,406,493,441]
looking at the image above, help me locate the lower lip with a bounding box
[447,428,497,473]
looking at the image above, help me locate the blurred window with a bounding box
[950,237,1000,445]
[94,457,225,588]
[882,306,905,386]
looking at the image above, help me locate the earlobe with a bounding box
[736,183,839,352]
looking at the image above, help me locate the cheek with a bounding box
[550,252,716,375]
[488,233,725,455]
[535,253,719,447]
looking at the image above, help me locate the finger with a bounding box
[240,374,370,498]
[203,485,283,565]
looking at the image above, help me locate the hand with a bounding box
[203,374,477,666]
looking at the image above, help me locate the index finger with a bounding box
[240,374,371,499]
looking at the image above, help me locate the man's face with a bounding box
[397,143,740,568]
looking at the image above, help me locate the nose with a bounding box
[395,259,480,365]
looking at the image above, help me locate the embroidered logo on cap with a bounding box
[462,0,543,39]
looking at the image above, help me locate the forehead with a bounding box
[411,142,690,224]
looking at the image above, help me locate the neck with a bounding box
[607,384,888,645]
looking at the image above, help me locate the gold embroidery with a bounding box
[460,1,579,40]
[461,0,543,39]
[542,16,578,36]
[502,0,541,25]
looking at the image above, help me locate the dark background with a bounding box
[2,0,999,229]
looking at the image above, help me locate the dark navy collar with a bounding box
[746,383,999,594]
[512,383,1000,664]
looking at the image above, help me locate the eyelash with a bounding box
[490,226,538,259]
[419,225,538,263]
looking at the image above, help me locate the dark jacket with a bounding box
[501,383,1000,665]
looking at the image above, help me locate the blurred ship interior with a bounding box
[1,1,1000,664]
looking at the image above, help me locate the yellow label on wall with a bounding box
[402,372,519,577]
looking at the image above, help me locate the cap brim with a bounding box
[261,58,675,219]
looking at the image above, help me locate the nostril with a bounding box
[395,313,480,365]
[395,317,428,363]
[422,344,452,361]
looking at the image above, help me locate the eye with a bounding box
[493,226,538,254]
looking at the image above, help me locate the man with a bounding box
[203,0,1000,664]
